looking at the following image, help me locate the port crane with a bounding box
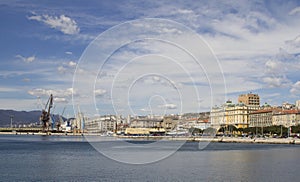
[40,94,53,132]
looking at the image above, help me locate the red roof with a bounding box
[251,108,281,114]
[274,109,300,115]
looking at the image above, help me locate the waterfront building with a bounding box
[249,108,281,127]
[211,100,259,129]
[177,117,210,130]
[272,109,300,127]
[125,115,165,135]
[162,112,211,131]
[210,105,226,128]
[130,118,162,128]
[238,93,260,106]
[225,102,249,128]
[84,118,100,133]
[85,115,117,133]
[161,116,178,132]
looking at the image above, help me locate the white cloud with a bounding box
[57,61,77,74]
[16,55,35,63]
[263,76,292,88]
[68,61,77,67]
[265,60,283,74]
[289,6,300,15]
[261,48,300,90]
[28,88,74,98]
[159,104,177,110]
[94,89,107,97]
[54,97,68,103]
[285,35,300,53]
[28,14,80,35]
[290,81,300,95]
[176,9,194,14]
[224,76,262,93]
[65,51,73,55]
[57,66,67,74]
[28,88,76,106]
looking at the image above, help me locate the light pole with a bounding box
[10,115,14,128]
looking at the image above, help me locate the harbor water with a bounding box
[0,135,300,181]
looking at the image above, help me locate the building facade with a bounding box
[249,108,281,127]
[272,110,300,127]
[85,115,117,133]
[225,102,249,128]
[238,93,260,106]
[211,100,259,129]
[161,116,178,132]
[210,105,225,128]
[130,119,162,128]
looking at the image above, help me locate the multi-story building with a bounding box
[211,99,259,129]
[238,93,260,106]
[225,102,249,128]
[210,105,226,128]
[130,118,162,128]
[85,115,117,133]
[126,116,165,135]
[282,102,294,110]
[249,108,281,127]
[161,116,178,132]
[272,110,300,127]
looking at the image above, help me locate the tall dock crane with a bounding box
[40,94,53,132]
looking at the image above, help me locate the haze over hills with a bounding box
[0,109,62,127]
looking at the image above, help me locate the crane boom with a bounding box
[40,94,53,132]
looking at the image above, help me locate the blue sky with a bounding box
[1,0,300,117]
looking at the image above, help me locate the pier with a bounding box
[1,128,299,144]
[117,135,300,144]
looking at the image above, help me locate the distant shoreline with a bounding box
[0,131,299,145]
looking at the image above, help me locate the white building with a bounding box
[282,102,294,110]
[250,109,277,127]
[211,100,259,129]
[272,110,300,127]
[85,115,117,133]
[296,100,300,110]
[210,105,225,128]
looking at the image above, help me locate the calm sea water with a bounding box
[0,135,300,181]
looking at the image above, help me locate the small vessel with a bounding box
[166,130,189,136]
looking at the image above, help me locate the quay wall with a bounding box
[0,131,299,144]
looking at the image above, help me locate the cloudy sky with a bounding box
[1,0,300,117]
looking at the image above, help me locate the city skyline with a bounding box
[1,0,300,117]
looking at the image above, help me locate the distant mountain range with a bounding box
[0,109,63,127]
